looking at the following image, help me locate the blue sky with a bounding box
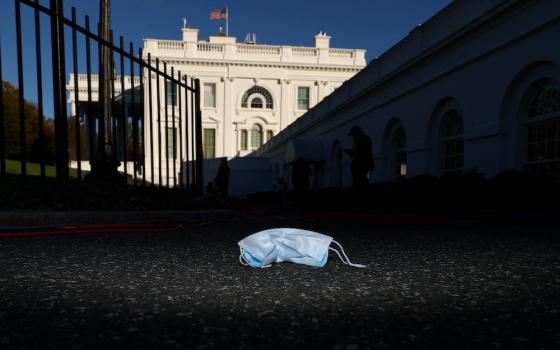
[0,0,452,117]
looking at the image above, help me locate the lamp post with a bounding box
[90,0,120,180]
[50,0,69,180]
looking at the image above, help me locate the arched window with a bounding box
[441,111,464,173]
[393,127,407,177]
[251,124,263,149]
[251,97,263,109]
[526,84,560,176]
[241,86,273,109]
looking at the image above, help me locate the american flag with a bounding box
[209,8,227,20]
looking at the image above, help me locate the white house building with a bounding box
[142,27,365,159]
[256,0,560,190]
[67,26,366,187]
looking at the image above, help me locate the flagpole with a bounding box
[226,7,229,36]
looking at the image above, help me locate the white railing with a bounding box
[143,40,365,65]
[329,49,354,58]
[157,40,184,50]
[197,43,224,52]
[293,47,317,56]
[237,44,281,55]
[73,74,140,85]
[126,76,142,85]
[77,75,98,82]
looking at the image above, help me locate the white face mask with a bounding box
[238,228,366,268]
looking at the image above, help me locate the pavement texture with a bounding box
[1,218,560,349]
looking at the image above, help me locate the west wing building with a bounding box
[257,0,560,189]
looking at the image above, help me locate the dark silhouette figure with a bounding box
[206,181,216,195]
[214,158,230,197]
[292,157,311,193]
[344,126,374,188]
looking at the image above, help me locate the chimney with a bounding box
[314,31,331,49]
[182,27,199,42]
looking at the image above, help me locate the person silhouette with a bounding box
[214,158,230,197]
[344,126,374,188]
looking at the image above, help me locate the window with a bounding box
[251,97,263,109]
[266,130,274,142]
[251,124,263,149]
[441,111,464,173]
[166,81,177,107]
[166,127,176,160]
[241,86,273,109]
[297,86,310,110]
[204,83,216,108]
[526,84,560,177]
[529,85,560,118]
[393,127,407,177]
[203,128,216,159]
[240,130,248,151]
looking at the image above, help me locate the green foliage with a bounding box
[6,159,56,177]
[1,81,55,163]
[5,159,86,178]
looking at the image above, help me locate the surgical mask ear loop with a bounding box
[330,240,367,268]
[239,247,250,266]
[239,247,272,268]
[329,247,348,265]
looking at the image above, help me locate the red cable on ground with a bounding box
[0,223,178,238]
[0,210,449,239]
[0,213,223,238]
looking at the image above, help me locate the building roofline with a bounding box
[142,37,366,53]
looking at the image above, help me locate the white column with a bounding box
[280,79,290,129]
[222,76,234,157]
[234,123,240,157]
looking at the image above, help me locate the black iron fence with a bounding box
[0,0,203,192]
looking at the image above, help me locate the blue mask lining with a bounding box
[242,249,264,268]
[320,252,328,267]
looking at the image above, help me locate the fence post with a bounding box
[50,0,69,180]
[194,79,203,194]
[0,39,5,177]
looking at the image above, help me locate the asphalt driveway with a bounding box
[1,218,559,349]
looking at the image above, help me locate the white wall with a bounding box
[202,157,272,197]
[257,0,560,189]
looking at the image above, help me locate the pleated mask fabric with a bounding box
[238,228,366,268]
